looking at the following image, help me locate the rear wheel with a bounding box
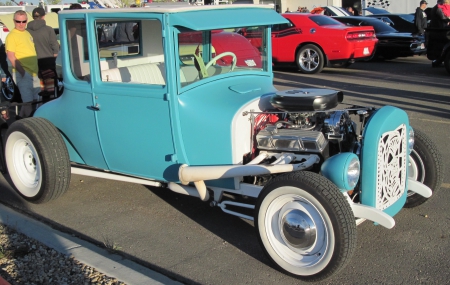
[296,45,324,74]
[5,118,71,203]
[405,129,443,208]
[255,171,356,281]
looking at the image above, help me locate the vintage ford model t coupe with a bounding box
[0,5,443,281]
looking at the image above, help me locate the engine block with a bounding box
[256,125,328,153]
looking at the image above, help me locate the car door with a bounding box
[35,18,108,169]
[89,16,176,181]
[272,21,299,62]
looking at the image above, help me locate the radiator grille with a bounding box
[376,124,407,210]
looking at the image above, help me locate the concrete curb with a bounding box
[0,204,182,285]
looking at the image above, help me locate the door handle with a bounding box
[88,103,100,111]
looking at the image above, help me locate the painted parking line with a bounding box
[441,183,450,189]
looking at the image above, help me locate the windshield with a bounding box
[178,26,268,87]
[362,20,398,33]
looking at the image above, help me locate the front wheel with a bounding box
[5,118,71,204]
[405,129,443,208]
[296,45,324,74]
[255,172,356,281]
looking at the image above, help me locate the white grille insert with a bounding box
[376,124,407,210]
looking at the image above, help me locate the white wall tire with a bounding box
[255,172,356,281]
[5,118,71,203]
[405,129,443,208]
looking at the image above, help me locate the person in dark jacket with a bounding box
[26,7,59,99]
[415,0,428,35]
[429,0,450,28]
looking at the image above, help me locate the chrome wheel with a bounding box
[263,190,333,274]
[299,49,320,72]
[255,172,356,281]
[296,44,324,74]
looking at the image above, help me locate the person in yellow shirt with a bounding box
[5,10,40,117]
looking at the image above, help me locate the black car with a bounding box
[334,16,426,60]
[365,13,417,34]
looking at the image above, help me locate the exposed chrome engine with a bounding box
[248,89,374,161]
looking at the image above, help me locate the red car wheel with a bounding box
[296,44,324,74]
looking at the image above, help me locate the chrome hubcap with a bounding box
[300,49,319,71]
[281,209,316,249]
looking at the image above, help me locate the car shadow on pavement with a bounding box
[145,185,272,266]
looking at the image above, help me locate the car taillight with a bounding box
[3,27,9,32]
[346,31,375,40]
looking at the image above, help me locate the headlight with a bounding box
[347,157,360,189]
[408,128,414,153]
[321,153,360,191]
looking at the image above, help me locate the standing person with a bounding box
[114,21,134,42]
[27,7,59,99]
[285,7,291,13]
[346,6,354,15]
[429,0,450,28]
[428,0,450,66]
[415,0,428,35]
[5,10,40,117]
[438,0,450,17]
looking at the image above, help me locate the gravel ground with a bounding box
[0,223,126,285]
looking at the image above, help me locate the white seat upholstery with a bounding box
[101,63,166,85]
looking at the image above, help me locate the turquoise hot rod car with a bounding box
[0,5,443,281]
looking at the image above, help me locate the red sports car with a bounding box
[271,14,378,74]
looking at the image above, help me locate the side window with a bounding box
[97,19,166,86]
[67,20,90,80]
[273,22,293,32]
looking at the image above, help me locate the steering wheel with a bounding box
[204,52,237,73]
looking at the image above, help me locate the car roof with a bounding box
[334,16,398,33]
[60,4,270,14]
[59,5,289,31]
[364,7,390,14]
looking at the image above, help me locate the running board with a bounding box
[71,167,162,187]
